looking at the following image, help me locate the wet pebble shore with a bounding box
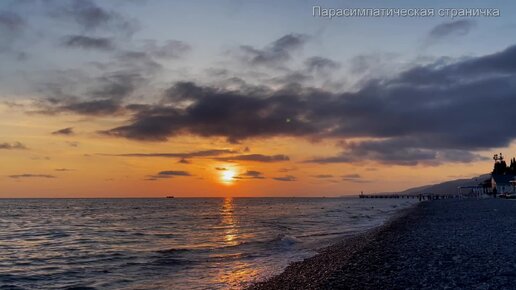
[249,199,516,290]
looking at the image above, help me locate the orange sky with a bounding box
[1,1,512,197]
[0,103,495,198]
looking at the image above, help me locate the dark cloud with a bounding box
[215,167,227,171]
[30,156,50,161]
[271,72,313,86]
[163,81,210,102]
[341,174,370,183]
[52,127,74,135]
[91,72,145,100]
[308,139,487,166]
[304,56,340,73]
[0,142,27,150]
[178,158,190,164]
[309,139,441,166]
[273,175,296,182]
[312,174,333,178]
[439,150,489,163]
[101,81,325,142]
[158,170,191,176]
[0,10,25,52]
[144,39,191,59]
[306,154,353,164]
[342,174,361,179]
[40,72,144,115]
[61,99,122,115]
[145,170,191,181]
[9,174,56,179]
[349,53,399,78]
[63,0,111,29]
[0,10,24,32]
[235,170,265,179]
[108,149,237,159]
[236,33,308,66]
[52,0,138,35]
[215,154,290,163]
[55,168,74,171]
[64,43,516,166]
[62,35,114,50]
[114,51,162,73]
[428,20,476,41]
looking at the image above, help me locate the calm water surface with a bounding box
[0,197,417,289]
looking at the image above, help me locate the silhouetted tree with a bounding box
[511,158,516,174]
[493,153,507,175]
[492,153,516,175]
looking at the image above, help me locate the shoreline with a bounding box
[247,201,421,289]
[248,199,516,289]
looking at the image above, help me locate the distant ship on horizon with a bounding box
[166,196,174,199]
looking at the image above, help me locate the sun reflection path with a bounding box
[217,260,260,289]
[221,197,238,246]
[216,197,260,288]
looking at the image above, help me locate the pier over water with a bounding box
[358,193,464,201]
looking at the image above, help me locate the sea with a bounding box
[0,197,417,289]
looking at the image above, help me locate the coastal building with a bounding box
[456,177,491,197]
[489,153,516,195]
[491,174,516,194]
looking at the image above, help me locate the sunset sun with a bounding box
[220,169,236,185]
[1,1,512,289]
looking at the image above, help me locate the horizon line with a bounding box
[0,195,357,199]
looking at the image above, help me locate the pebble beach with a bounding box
[249,199,516,290]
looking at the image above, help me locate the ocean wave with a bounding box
[273,234,302,246]
[0,285,27,290]
[150,257,192,266]
[64,286,98,290]
[155,248,192,254]
[149,233,303,264]
[0,198,418,290]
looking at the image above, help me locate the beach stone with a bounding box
[248,199,516,290]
